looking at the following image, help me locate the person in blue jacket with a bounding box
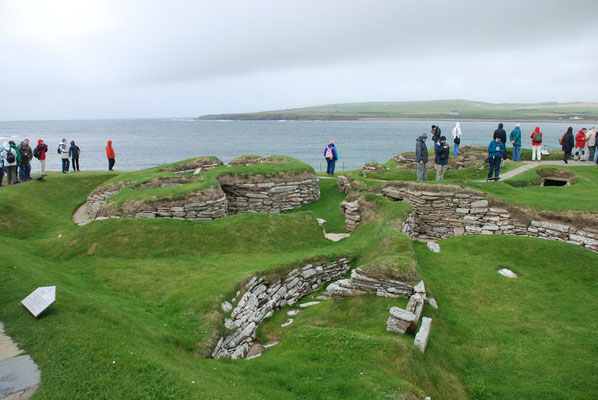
[487,137,506,181]
[323,140,338,176]
[509,124,522,161]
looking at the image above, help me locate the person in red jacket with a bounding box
[106,140,115,171]
[574,128,587,161]
[33,139,48,176]
[530,126,543,161]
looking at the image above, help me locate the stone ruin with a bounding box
[338,182,598,252]
[83,156,320,223]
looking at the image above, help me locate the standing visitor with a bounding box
[33,139,48,177]
[509,124,522,162]
[560,127,575,164]
[0,142,4,186]
[18,139,33,181]
[431,125,441,143]
[487,137,505,181]
[415,133,428,181]
[574,128,586,161]
[323,140,338,176]
[530,127,543,161]
[452,122,462,156]
[434,136,449,181]
[106,140,116,171]
[493,123,507,162]
[2,141,20,184]
[584,127,596,162]
[69,141,81,171]
[58,138,70,173]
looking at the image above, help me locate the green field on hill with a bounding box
[198,100,598,121]
[0,157,596,399]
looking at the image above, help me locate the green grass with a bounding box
[468,166,598,214]
[415,235,598,399]
[288,179,349,233]
[0,166,596,399]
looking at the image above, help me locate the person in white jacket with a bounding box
[452,122,462,156]
[585,126,596,162]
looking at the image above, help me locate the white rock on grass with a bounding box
[221,301,232,312]
[316,218,326,227]
[426,242,440,253]
[414,317,432,353]
[281,319,294,327]
[427,297,438,309]
[287,309,301,316]
[299,301,320,308]
[498,268,518,278]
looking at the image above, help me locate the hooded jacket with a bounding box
[530,127,543,145]
[493,123,507,144]
[106,140,115,159]
[434,137,450,165]
[35,139,48,161]
[18,141,33,163]
[509,126,522,147]
[586,128,597,147]
[488,140,506,158]
[452,123,462,140]
[69,141,81,158]
[415,135,428,163]
[575,130,587,148]
[2,142,21,166]
[561,130,575,152]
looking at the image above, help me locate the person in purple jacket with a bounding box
[323,140,339,176]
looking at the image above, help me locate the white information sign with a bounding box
[21,286,56,318]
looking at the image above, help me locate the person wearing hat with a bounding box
[414,133,429,181]
[323,140,338,176]
[434,136,450,180]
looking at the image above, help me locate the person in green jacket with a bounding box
[509,124,522,161]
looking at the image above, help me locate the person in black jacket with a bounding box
[431,125,441,143]
[561,127,575,164]
[414,133,428,181]
[493,123,507,160]
[69,141,81,171]
[434,136,450,180]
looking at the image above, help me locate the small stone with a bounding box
[281,319,294,327]
[426,242,440,253]
[498,268,518,278]
[287,309,301,316]
[299,301,320,308]
[427,297,438,309]
[221,301,232,312]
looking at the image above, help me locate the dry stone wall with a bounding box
[326,268,414,299]
[85,176,319,222]
[212,258,352,359]
[221,177,320,214]
[338,183,598,252]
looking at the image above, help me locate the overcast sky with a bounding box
[1,0,597,121]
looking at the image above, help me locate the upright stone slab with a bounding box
[414,317,432,354]
[387,307,418,334]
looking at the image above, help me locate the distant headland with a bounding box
[198,99,598,122]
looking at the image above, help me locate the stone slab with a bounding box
[498,268,518,278]
[0,356,40,398]
[426,242,440,253]
[414,317,432,354]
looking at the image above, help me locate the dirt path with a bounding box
[72,203,93,226]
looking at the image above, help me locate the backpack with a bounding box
[57,145,61,155]
[533,131,542,143]
[5,149,16,164]
[559,135,564,146]
[325,146,333,160]
[33,147,41,159]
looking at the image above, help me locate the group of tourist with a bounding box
[0,139,117,186]
[410,123,598,182]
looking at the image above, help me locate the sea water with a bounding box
[0,119,588,173]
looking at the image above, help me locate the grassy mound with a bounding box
[0,168,596,399]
